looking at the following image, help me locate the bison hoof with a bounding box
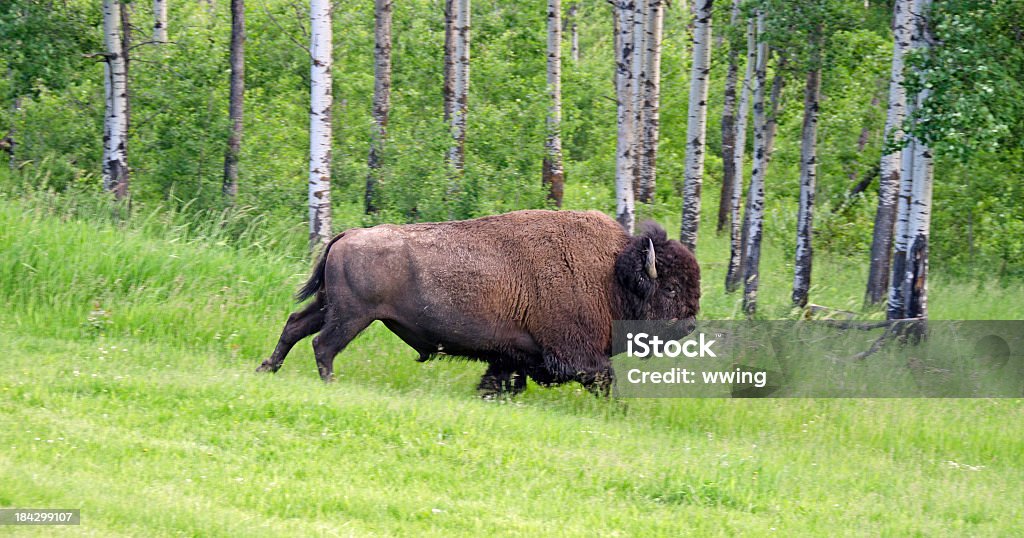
[255,361,280,374]
[478,371,527,399]
[583,371,614,398]
[479,388,517,400]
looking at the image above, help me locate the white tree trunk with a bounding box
[223,0,244,199]
[764,53,785,161]
[901,0,934,320]
[725,15,754,293]
[637,0,664,204]
[631,0,645,196]
[102,56,111,181]
[889,104,915,319]
[903,105,933,319]
[543,0,564,206]
[741,9,768,317]
[613,1,637,233]
[442,0,455,123]
[717,0,741,233]
[568,3,579,63]
[308,0,332,248]
[888,0,932,320]
[153,0,168,42]
[365,0,392,214]
[448,0,471,174]
[866,0,911,304]
[792,58,821,308]
[102,0,129,199]
[679,0,713,252]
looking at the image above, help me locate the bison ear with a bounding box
[615,236,657,301]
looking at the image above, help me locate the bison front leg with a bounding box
[477,364,527,399]
[257,299,326,374]
[580,366,615,398]
[534,350,615,398]
[311,317,373,382]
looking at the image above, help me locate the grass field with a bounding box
[1,197,1023,536]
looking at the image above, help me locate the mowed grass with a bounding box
[1,198,1023,536]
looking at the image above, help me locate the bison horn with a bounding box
[645,238,658,280]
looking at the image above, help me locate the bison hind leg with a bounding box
[312,316,373,382]
[257,297,326,374]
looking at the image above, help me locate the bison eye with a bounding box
[666,288,677,298]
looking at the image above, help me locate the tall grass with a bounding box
[2,178,1021,353]
[1,183,1022,535]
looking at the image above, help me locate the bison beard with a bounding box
[257,210,700,397]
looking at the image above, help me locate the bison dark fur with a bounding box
[257,210,700,397]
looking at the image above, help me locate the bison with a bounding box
[256,210,700,396]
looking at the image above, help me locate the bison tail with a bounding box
[295,233,345,303]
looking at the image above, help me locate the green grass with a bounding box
[1,196,1023,536]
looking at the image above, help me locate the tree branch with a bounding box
[128,40,177,52]
[260,0,311,56]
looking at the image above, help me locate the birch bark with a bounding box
[223,0,244,199]
[717,0,742,233]
[613,0,637,233]
[543,0,565,206]
[901,0,934,320]
[637,0,664,204]
[725,16,754,293]
[102,0,130,199]
[448,0,471,174]
[308,0,333,247]
[792,50,821,308]
[764,52,785,161]
[679,0,713,252]
[442,0,455,122]
[742,9,768,316]
[153,0,168,42]
[365,0,392,213]
[888,0,934,320]
[888,102,915,319]
[631,0,645,196]
[568,3,579,62]
[866,0,911,304]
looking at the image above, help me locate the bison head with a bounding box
[613,221,700,330]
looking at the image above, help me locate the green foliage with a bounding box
[930,151,1024,278]
[0,0,1021,278]
[7,79,104,190]
[905,0,1024,159]
[0,0,101,98]
[764,0,859,69]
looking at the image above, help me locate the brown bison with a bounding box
[256,210,700,396]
